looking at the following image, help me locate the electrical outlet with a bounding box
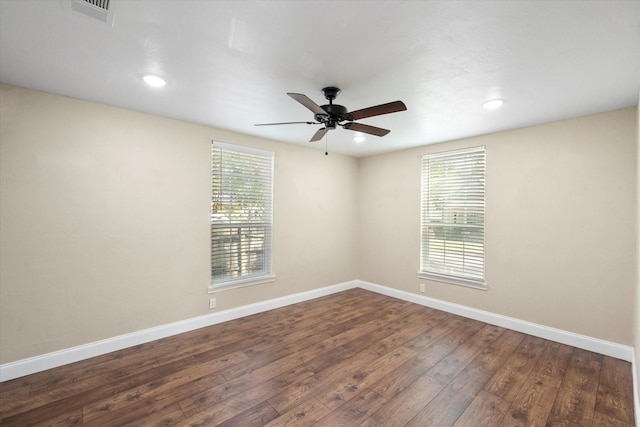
[419,283,425,293]
[209,298,216,309]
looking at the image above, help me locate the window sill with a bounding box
[208,274,276,294]
[418,272,487,291]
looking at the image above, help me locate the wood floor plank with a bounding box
[1,288,634,426]
[265,372,324,416]
[405,315,481,352]
[337,310,424,355]
[315,298,393,331]
[0,380,33,415]
[0,353,148,418]
[180,366,313,425]
[483,335,548,402]
[215,401,280,427]
[594,356,635,425]
[427,324,505,384]
[263,398,331,427]
[177,362,308,419]
[448,330,531,427]
[82,372,226,426]
[24,350,149,398]
[178,288,372,353]
[532,340,574,379]
[121,403,186,427]
[592,410,635,427]
[30,408,84,426]
[546,348,602,426]
[498,372,562,426]
[364,306,453,358]
[267,306,440,414]
[30,356,157,402]
[256,309,407,380]
[205,366,313,423]
[0,376,133,426]
[367,351,446,401]
[359,371,446,426]
[0,377,31,408]
[369,315,489,400]
[299,300,428,376]
[404,362,494,426]
[323,299,415,337]
[302,345,356,374]
[314,389,388,427]
[221,330,332,380]
[185,293,356,359]
[452,389,511,427]
[153,328,264,366]
[268,341,392,414]
[267,348,383,414]
[82,351,246,422]
[472,329,525,373]
[25,349,128,391]
[316,347,416,409]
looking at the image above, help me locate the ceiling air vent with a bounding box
[72,0,111,22]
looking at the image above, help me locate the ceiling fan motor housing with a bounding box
[315,103,351,126]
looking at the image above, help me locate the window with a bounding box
[420,146,486,288]
[211,142,274,288]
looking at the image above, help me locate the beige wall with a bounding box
[1,83,637,366]
[0,84,359,363]
[360,108,637,345]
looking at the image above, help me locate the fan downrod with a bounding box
[316,87,349,126]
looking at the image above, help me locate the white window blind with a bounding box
[420,146,486,286]
[211,142,274,286]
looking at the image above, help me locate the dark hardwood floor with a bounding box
[0,288,635,426]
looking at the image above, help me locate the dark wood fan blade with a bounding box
[288,93,328,116]
[343,122,390,137]
[310,127,328,142]
[255,121,317,126]
[348,100,407,121]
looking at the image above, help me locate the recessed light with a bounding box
[482,99,504,110]
[143,75,167,87]
[353,135,365,143]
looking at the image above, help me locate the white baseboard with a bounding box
[1,279,635,384]
[0,281,357,382]
[356,280,634,362]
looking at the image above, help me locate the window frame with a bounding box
[419,146,487,290]
[210,141,275,292]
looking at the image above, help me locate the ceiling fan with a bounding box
[255,87,407,142]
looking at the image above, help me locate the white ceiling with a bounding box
[1,1,639,157]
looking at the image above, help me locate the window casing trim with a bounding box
[211,141,275,288]
[208,274,276,293]
[213,141,273,157]
[420,145,486,286]
[418,271,487,290]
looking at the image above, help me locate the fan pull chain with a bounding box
[325,132,328,156]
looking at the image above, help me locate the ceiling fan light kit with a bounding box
[255,87,407,143]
